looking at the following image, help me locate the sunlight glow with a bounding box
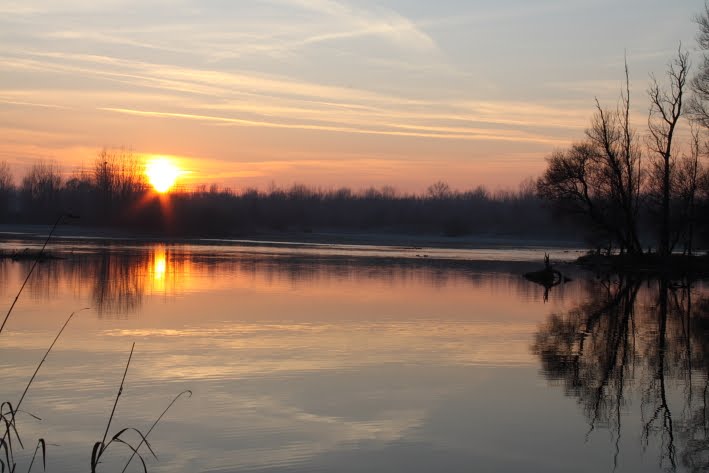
[152,246,168,293]
[154,249,166,282]
[146,157,180,193]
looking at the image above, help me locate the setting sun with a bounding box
[146,157,180,193]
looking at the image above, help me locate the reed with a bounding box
[2,333,191,473]
[0,309,81,472]
[26,439,45,473]
[91,344,191,473]
[1,215,190,472]
[120,390,192,473]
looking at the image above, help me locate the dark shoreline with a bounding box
[575,252,709,278]
[4,224,709,282]
[0,223,585,251]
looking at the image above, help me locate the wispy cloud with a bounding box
[0,98,68,109]
[1,50,585,147]
[267,0,437,52]
[99,106,567,145]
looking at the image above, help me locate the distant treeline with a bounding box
[0,151,577,239]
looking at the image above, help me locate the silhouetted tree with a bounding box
[21,161,62,220]
[537,83,644,256]
[690,4,709,128]
[0,161,14,220]
[427,181,452,199]
[671,127,706,254]
[647,48,691,256]
[93,148,147,222]
[539,51,706,255]
[538,63,643,254]
[63,171,93,220]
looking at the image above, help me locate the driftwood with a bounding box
[524,253,571,288]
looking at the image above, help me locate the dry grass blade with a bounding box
[101,343,134,448]
[0,218,79,470]
[0,437,13,473]
[109,428,156,460]
[89,346,191,473]
[16,309,87,413]
[0,415,18,464]
[0,404,22,449]
[1,309,84,460]
[0,405,12,418]
[90,441,102,472]
[120,390,191,473]
[91,343,135,473]
[11,413,39,423]
[26,439,45,472]
[111,438,148,473]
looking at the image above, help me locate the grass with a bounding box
[91,343,192,473]
[0,310,76,472]
[91,343,155,473]
[0,214,190,472]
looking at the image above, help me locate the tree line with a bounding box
[0,152,575,238]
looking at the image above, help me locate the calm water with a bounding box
[0,239,707,473]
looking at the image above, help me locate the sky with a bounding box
[0,0,705,193]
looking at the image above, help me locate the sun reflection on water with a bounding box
[152,246,167,290]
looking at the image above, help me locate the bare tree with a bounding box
[0,161,14,217]
[94,149,145,199]
[672,126,705,254]
[427,181,452,200]
[690,3,709,127]
[21,161,62,219]
[538,63,643,254]
[0,161,13,191]
[22,161,61,200]
[93,148,147,220]
[647,48,691,256]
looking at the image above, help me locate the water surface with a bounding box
[0,239,706,472]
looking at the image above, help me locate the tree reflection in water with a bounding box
[533,277,709,472]
[1,246,552,317]
[11,247,171,317]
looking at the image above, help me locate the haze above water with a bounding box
[0,239,706,473]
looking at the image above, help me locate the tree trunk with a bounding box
[661,155,671,257]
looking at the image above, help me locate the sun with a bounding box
[146,157,180,193]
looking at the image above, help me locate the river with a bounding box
[0,238,706,472]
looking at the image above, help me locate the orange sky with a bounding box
[0,1,703,192]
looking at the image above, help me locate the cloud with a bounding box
[2,50,582,146]
[0,98,68,109]
[101,106,565,145]
[268,0,437,52]
[7,0,436,63]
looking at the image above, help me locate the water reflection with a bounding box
[2,241,705,472]
[153,245,167,284]
[0,244,576,317]
[533,278,709,472]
